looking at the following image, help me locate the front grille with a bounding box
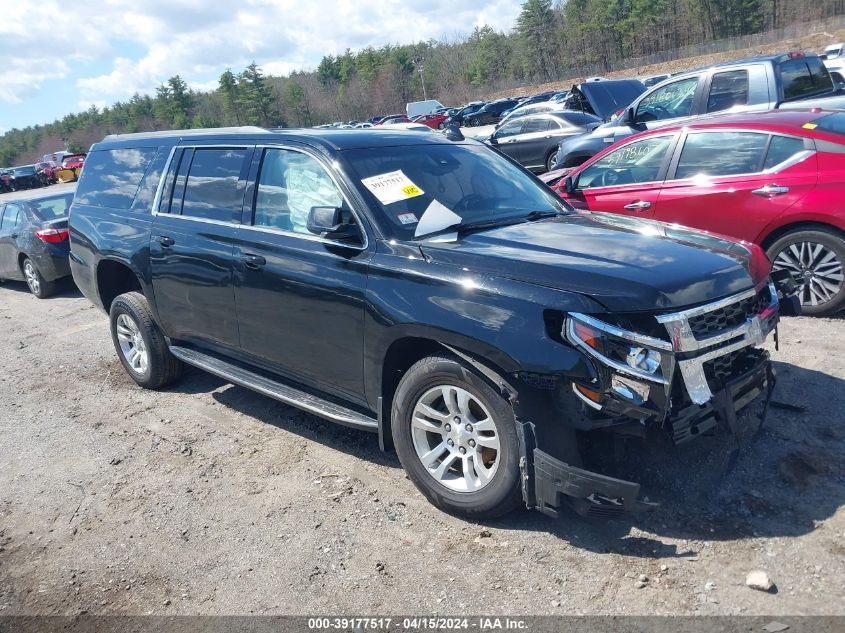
[703,347,767,388]
[688,286,771,338]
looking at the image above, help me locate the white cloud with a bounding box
[1,0,523,109]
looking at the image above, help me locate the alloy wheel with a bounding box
[410,385,500,492]
[773,241,844,308]
[115,314,149,375]
[23,260,40,295]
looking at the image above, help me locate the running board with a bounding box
[169,345,378,431]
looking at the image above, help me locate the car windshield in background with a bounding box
[33,193,74,219]
[341,143,567,240]
[14,166,37,175]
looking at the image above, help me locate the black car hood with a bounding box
[572,80,647,121]
[419,213,756,312]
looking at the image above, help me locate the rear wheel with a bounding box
[22,257,54,299]
[109,291,183,388]
[391,355,523,519]
[545,149,560,173]
[767,229,845,316]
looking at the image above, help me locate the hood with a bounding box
[419,213,757,312]
[571,80,647,121]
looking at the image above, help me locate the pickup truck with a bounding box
[553,52,845,169]
[69,126,797,520]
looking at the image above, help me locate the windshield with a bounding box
[341,143,568,240]
[32,193,74,219]
[14,165,37,175]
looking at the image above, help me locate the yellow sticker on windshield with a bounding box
[402,184,423,197]
[802,122,818,129]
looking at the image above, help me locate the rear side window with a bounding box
[177,148,249,222]
[706,70,749,113]
[33,194,74,219]
[675,132,768,179]
[779,57,832,100]
[763,136,806,170]
[74,148,158,208]
[813,112,845,136]
[0,204,22,229]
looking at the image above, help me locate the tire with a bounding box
[391,354,523,519]
[109,291,183,389]
[22,257,55,299]
[545,149,559,173]
[766,228,845,317]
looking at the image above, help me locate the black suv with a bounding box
[69,126,797,519]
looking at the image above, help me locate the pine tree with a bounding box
[218,69,241,125]
[237,63,280,127]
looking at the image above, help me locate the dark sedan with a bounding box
[0,188,75,298]
[488,111,602,172]
[464,99,520,127]
[8,165,47,191]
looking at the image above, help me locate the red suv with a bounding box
[547,109,845,316]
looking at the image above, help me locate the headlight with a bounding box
[565,314,672,385]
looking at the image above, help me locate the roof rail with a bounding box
[103,126,268,140]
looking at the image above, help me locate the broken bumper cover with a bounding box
[520,357,775,519]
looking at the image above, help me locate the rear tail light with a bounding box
[35,228,69,243]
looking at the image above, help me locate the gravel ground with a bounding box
[0,280,843,616]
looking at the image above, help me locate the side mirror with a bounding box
[489,134,499,145]
[306,206,359,242]
[564,175,576,194]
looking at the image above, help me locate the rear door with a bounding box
[500,118,553,169]
[232,146,372,404]
[652,130,817,242]
[567,133,678,218]
[0,204,15,276]
[149,145,254,350]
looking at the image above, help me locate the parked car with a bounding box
[545,109,845,315]
[824,43,844,60]
[406,99,445,119]
[379,122,436,133]
[463,99,520,127]
[354,122,374,129]
[500,91,556,119]
[443,101,486,127]
[495,101,566,130]
[0,169,11,193]
[55,154,86,183]
[552,52,845,169]
[35,161,58,184]
[375,115,410,126]
[0,188,74,297]
[642,73,671,88]
[831,70,845,91]
[8,165,46,190]
[412,112,449,129]
[489,111,603,172]
[69,126,795,519]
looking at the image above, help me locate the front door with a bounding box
[566,134,677,218]
[232,147,372,405]
[149,145,254,350]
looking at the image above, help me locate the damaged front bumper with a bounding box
[520,275,794,519]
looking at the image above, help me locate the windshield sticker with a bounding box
[361,170,425,205]
[397,212,418,225]
[414,199,462,238]
[802,122,818,129]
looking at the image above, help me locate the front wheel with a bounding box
[391,355,523,519]
[767,229,845,316]
[109,291,183,389]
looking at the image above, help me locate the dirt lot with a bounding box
[0,279,843,616]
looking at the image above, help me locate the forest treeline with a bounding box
[2,0,844,164]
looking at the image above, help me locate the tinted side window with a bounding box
[1,204,22,229]
[779,57,832,100]
[707,70,749,113]
[74,148,158,209]
[636,77,698,122]
[764,136,806,170]
[179,148,249,222]
[578,136,673,188]
[254,149,344,235]
[496,121,525,138]
[675,132,768,179]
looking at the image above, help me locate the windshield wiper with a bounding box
[418,210,563,240]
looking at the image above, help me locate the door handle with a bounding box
[623,200,652,211]
[157,236,175,247]
[752,185,789,197]
[242,254,266,269]
[11,233,18,239]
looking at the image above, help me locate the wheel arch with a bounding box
[95,258,145,313]
[760,220,845,252]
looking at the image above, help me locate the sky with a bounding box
[0,0,523,133]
